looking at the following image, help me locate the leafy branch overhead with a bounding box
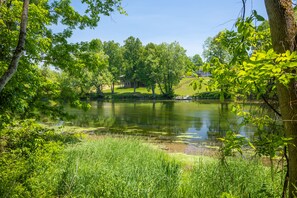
[0,0,126,93]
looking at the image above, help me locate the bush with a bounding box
[0,120,79,197]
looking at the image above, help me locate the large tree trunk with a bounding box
[264,1,297,197]
[0,0,30,93]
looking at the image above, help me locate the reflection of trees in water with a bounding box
[68,101,253,141]
[207,103,240,140]
[98,101,198,136]
[74,114,117,127]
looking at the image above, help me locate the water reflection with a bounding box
[66,101,254,144]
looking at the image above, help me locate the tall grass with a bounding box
[179,158,283,198]
[1,134,284,197]
[53,138,283,198]
[55,138,181,197]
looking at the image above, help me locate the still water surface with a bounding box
[66,101,254,144]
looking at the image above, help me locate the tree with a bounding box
[192,54,203,67]
[103,41,124,94]
[0,0,29,92]
[79,39,110,96]
[202,17,271,100]
[191,54,204,74]
[0,0,124,119]
[204,4,297,196]
[264,1,297,197]
[203,33,234,64]
[59,39,111,98]
[156,42,187,98]
[0,0,124,94]
[202,30,243,100]
[143,43,160,97]
[123,36,144,93]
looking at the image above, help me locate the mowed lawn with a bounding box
[103,77,209,96]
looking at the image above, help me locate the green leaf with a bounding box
[253,10,265,22]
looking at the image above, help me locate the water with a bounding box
[65,101,255,144]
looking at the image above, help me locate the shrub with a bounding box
[0,120,79,197]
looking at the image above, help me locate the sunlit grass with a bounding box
[103,77,210,97]
[179,156,282,198]
[174,77,196,96]
[55,138,180,197]
[2,136,284,197]
[46,138,282,197]
[103,86,160,94]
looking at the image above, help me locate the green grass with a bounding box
[102,77,209,98]
[36,138,284,197]
[104,86,161,95]
[180,157,282,197]
[174,78,196,96]
[55,138,180,197]
[1,133,283,197]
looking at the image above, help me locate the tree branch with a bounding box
[0,0,30,93]
[242,0,247,19]
[254,81,282,117]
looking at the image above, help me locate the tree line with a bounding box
[57,37,201,100]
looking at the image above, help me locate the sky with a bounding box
[69,0,267,57]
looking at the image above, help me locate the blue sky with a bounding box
[69,0,267,57]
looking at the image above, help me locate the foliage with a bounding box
[142,43,160,96]
[0,65,67,120]
[103,40,124,93]
[0,120,74,197]
[0,0,125,120]
[154,42,188,98]
[79,40,111,95]
[191,54,204,67]
[202,15,272,101]
[234,105,290,159]
[218,131,248,158]
[123,36,144,93]
[194,91,231,100]
[200,13,296,195]
[201,12,290,156]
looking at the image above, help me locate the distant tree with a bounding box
[76,39,110,96]
[184,56,196,76]
[103,41,124,94]
[202,31,236,64]
[123,36,144,93]
[56,39,110,99]
[143,43,160,97]
[156,42,187,98]
[192,54,203,67]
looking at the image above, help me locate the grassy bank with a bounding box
[2,134,283,197]
[100,77,209,99]
[57,138,284,197]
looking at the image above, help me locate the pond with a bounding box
[65,101,255,145]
